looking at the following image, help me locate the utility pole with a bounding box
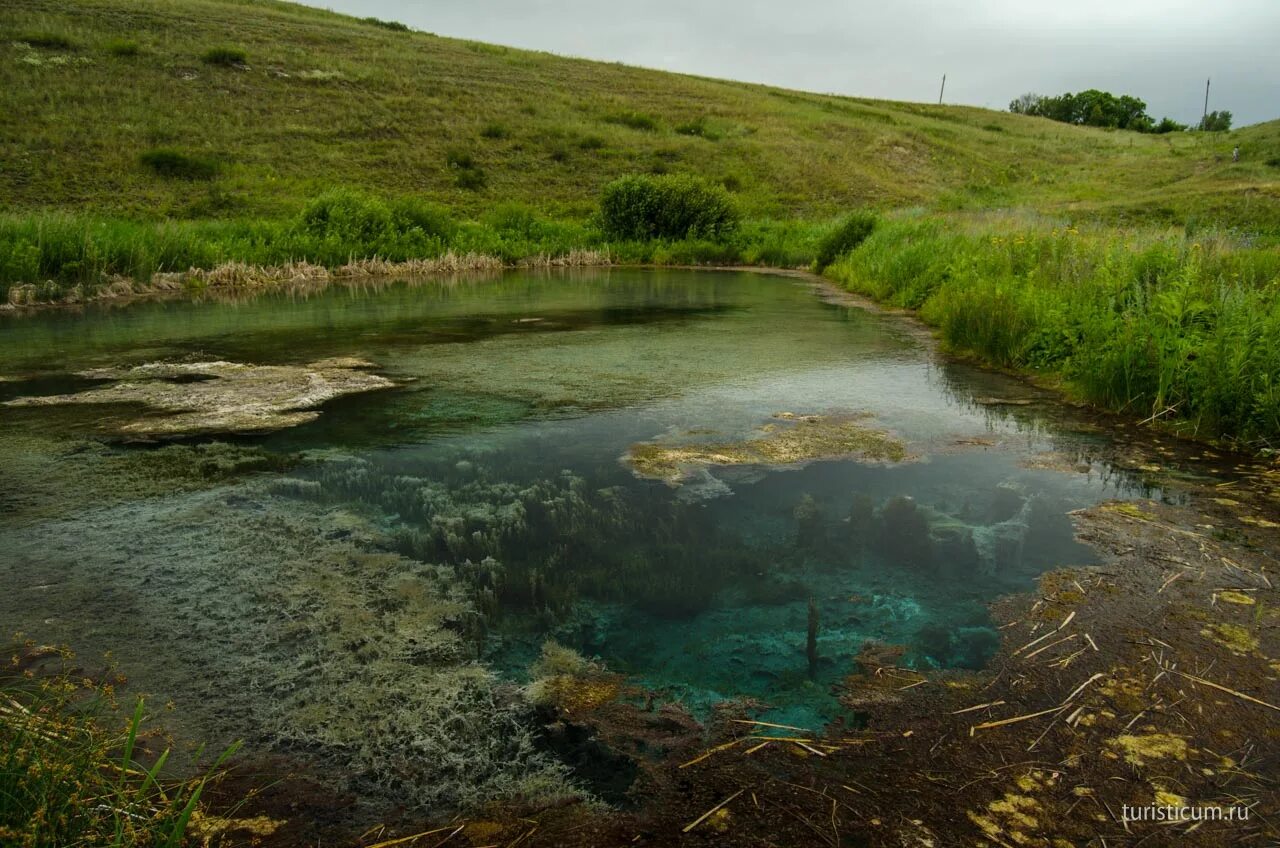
[1202,78,1210,128]
[938,74,946,105]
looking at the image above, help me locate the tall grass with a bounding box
[827,215,1280,446]
[0,192,603,298]
[5,190,1280,447]
[1,645,239,847]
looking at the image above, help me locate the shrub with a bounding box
[139,148,219,180]
[444,147,477,170]
[299,188,392,241]
[445,148,486,190]
[674,117,722,140]
[362,17,410,32]
[599,174,739,241]
[814,211,878,270]
[604,110,659,132]
[17,32,76,50]
[390,196,457,242]
[482,202,544,239]
[104,38,140,57]
[454,167,487,190]
[201,46,246,66]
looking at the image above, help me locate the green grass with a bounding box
[199,45,245,66]
[1,645,239,848]
[139,148,219,180]
[826,214,1280,447]
[1,0,1276,223]
[104,38,140,57]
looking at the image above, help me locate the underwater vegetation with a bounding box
[4,358,394,436]
[625,413,911,486]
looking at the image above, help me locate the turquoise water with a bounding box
[0,269,1158,804]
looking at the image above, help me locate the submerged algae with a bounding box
[625,413,911,485]
[4,358,394,436]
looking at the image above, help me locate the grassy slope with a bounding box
[3,0,1278,228]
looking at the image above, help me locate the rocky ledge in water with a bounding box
[3,358,394,436]
[625,412,912,485]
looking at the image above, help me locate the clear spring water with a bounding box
[0,269,1157,758]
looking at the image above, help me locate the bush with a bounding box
[139,148,219,180]
[105,39,140,57]
[444,148,487,190]
[599,174,738,241]
[604,110,659,132]
[201,46,246,66]
[362,17,410,32]
[674,117,722,140]
[454,167,487,191]
[814,211,878,270]
[390,196,457,242]
[299,189,392,241]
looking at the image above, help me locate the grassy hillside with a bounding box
[3,0,1278,227]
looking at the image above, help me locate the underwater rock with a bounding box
[625,413,912,486]
[877,496,933,568]
[793,493,823,546]
[3,358,394,436]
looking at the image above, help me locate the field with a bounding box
[2,0,1278,226]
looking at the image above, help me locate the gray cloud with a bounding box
[306,0,1277,126]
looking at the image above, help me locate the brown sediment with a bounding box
[2,358,394,436]
[625,412,913,485]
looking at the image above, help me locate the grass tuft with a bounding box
[604,110,660,132]
[139,148,219,180]
[814,211,877,270]
[104,38,140,57]
[200,45,246,66]
[0,643,239,848]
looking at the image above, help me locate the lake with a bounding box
[0,268,1158,809]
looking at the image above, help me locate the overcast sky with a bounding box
[305,1,1277,127]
